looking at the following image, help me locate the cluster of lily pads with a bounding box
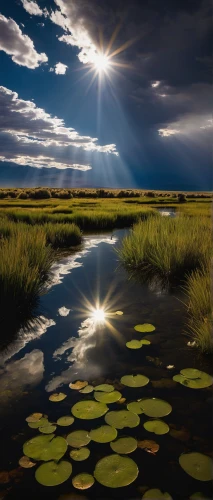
[126,323,155,350]
[18,320,212,494]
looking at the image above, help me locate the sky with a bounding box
[0,0,212,190]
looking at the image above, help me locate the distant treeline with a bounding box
[0,188,211,200]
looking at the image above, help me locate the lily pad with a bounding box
[94,454,138,488]
[134,324,155,333]
[117,397,126,404]
[94,391,122,404]
[28,417,49,429]
[89,425,117,443]
[94,384,114,392]
[39,424,57,434]
[137,440,159,454]
[142,489,172,499]
[127,401,145,415]
[120,374,149,388]
[115,311,123,315]
[72,473,94,490]
[70,448,90,461]
[126,340,143,349]
[26,413,43,423]
[49,392,67,402]
[57,416,75,427]
[35,460,72,486]
[71,400,108,420]
[179,452,212,481]
[105,410,140,429]
[80,385,94,394]
[110,437,137,454]
[173,369,212,389]
[19,456,36,468]
[23,434,67,461]
[69,381,88,390]
[143,420,169,435]
[67,430,91,448]
[132,398,172,418]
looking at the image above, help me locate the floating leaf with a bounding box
[143,420,169,435]
[67,430,91,448]
[94,391,122,404]
[26,413,43,423]
[57,416,74,427]
[72,473,94,490]
[142,488,172,499]
[28,417,49,429]
[105,410,140,429]
[127,401,145,415]
[94,384,114,392]
[110,437,137,454]
[137,440,159,454]
[134,324,155,333]
[117,397,126,404]
[23,435,67,461]
[120,374,149,388]
[49,392,67,402]
[39,424,57,434]
[94,454,138,488]
[89,425,117,443]
[130,398,172,418]
[126,340,143,349]
[141,339,151,345]
[71,400,108,420]
[69,381,88,390]
[70,447,90,461]
[19,456,36,468]
[179,452,212,481]
[115,311,123,315]
[166,365,175,370]
[80,385,94,394]
[173,369,212,389]
[35,460,72,486]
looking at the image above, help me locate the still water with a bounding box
[0,230,212,499]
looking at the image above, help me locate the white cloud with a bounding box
[0,86,118,170]
[49,9,69,31]
[58,307,70,316]
[151,81,160,88]
[21,0,44,16]
[159,115,213,138]
[158,128,180,137]
[54,62,68,74]
[0,14,48,69]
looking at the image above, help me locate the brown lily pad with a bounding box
[19,456,36,468]
[137,440,160,454]
[26,413,43,423]
[69,381,88,391]
[0,471,10,484]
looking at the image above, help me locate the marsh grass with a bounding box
[184,269,213,353]
[118,216,211,284]
[44,222,82,248]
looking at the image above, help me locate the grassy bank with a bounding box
[184,269,212,353]
[118,216,211,283]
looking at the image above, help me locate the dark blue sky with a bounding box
[0,0,212,189]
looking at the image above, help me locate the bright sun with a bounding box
[92,308,105,322]
[93,53,110,72]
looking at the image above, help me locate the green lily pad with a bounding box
[134,324,155,333]
[35,460,72,486]
[69,381,88,390]
[94,454,138,488]
[142,489,172,499]
[179,452,212,481]
[126,340,143,349]
[72,473,94,490]
[28,417,49,429]
[71,400,108,420]
[26,413,43,423]
[39,424,57,434]
[94,384,114,392]
[143,420,169,435]
[127,401,145,415]
[132,398,172,418]
[94,391,122,403]
[141,339,151,345]
[80,385,94,394]
[173,369,212,389]
[23,434,67,461]
[105,410,140,429]
[49,392,67,402]
[67,430,91,448]
[120,374,149,388]
[57,416,75,427]
[70,447,90,461]
[110,437,137,454]
[89,425,117,443]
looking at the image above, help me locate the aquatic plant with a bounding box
[94,454,138,488]
[70,447,90,461]
[143,420,169,435]
[23,435,67,461]
[179,452,212,481]
[94,384,114,392]
[94,390,122,403]
[110,437,137,454]
[173,368,212,389]
[57,416,74,426]
[71,400,108,419]
[35,461,72,486]
[49,392,67,402]
[66,430,91,448]
[142,489,172,499]
[134,323,155,332]
[89,425,117,443]
[127,398,172,418]
[72,473,94,490]
[121,374,149,387]
[105,410,140,429]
